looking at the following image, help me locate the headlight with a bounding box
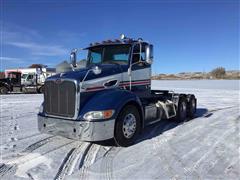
[39,104,43,113]
[83,110,115,121]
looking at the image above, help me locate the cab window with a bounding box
[27,75,34,80]
[132,44,146,63]
[89,47,102,64]
[88,45,130,65]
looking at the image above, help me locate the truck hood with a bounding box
[48,64,128,82]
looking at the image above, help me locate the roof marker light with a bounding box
[120,34,125,40]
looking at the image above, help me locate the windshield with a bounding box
[21,74,28,79]
[87,45,130,65]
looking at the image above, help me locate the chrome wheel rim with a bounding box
[122,113,137,139]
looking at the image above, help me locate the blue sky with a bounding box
[1,0,239,73]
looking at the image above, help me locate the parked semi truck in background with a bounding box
[38,35,197,147]
[0,67,55,94]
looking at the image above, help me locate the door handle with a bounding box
[103,80,118,88]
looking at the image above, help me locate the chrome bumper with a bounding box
[38,115,115,141]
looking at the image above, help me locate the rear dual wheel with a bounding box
[187,95,197,118]
[176,95,197,122]
[176,97,188,122]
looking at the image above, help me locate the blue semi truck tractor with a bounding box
[38,35,197,147]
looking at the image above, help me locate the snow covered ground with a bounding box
[0,80,239,180]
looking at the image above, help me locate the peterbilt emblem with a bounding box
[55,78,62,84]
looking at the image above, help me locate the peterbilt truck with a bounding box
[38,35,197,147]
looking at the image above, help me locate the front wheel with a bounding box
[0,86,8,94]
[114,105,140,147]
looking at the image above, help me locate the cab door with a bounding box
[130,43,151,92]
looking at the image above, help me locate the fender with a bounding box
[78,88,144,124]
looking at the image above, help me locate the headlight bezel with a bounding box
[83,109,115,121]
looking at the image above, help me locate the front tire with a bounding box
[0,86,8,94]
[114,105,140,147]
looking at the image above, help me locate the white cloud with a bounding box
[7,42,68,56]
[3,22,42,43]
[3,22,69,56]
[0,57,25,70]
[0,56,24,63]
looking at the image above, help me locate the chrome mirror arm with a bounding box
[80,69,91,92]
[79,66,102,92]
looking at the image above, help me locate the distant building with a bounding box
[0,72,5,79]
[5,67,56,77]
[56,59,86,73]
[56,61,72,73]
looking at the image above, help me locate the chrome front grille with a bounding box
[44,80,77,118]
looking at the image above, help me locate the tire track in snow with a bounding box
[171,106,238,142]
[14,133,42,142]
[201,106,237,118]
[153,135,201,179]
[102,147,122,180]
[168,144,201,179]
[174,113,238,178]
[78,143,93,169]
[151,124,180,179]
[54,148,76,180]
[168,111,237,178]
[171,112,239,179]
[54,142,90,180]
[151,122,201,179]
[0,140,75,178]
[192,127,236,175]
[0,133,43,147]
[0,112,36,128]
[22,135,56,153]
[78,144,101,180]
[0,163,17,178]
[27,172,35,180]
[1,136,56,159]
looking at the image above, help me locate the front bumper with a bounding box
[38,115,115,141]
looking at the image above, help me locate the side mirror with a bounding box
[145,44,153,64]
[70,50,77,68]
[92,66,102,75]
